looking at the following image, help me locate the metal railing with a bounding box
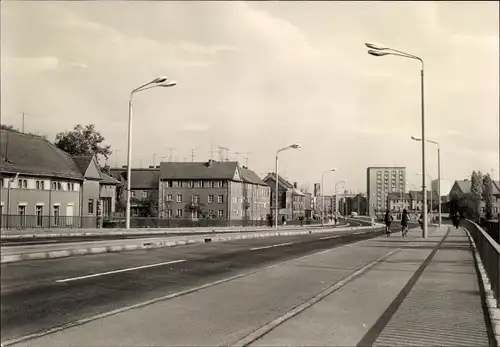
[0,214,323,230]
[463,219,500,308]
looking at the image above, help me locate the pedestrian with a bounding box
[281,215,286,226]
[384,210,393,237]
[401,209,409,237]
[452,212,461,229]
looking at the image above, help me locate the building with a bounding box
[366,166,406,216]
[110,166,160,216]
[349,194,368,215]
[337,192,357,216]
[304,192,313,218]
[0,129,118,229]
[263,173,305,220]
[314,196,334,216]
[448,179,500,217]
[431,179,452,200]
[158,160,270,221]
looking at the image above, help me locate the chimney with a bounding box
[156,165,160,169]
[149,165,154,169]
[206,160,212,167]
[294,182,298,189]
[122,165,127,169]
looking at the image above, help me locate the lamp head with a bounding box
[365,42,388,50]
[290,143,302,149]
[157,80,177,88]
[367,49,390,57]
[152,76,168,84]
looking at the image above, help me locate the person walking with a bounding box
[384,210,393,237]
[401,209,409,237]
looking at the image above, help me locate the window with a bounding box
[53,205,60,226]
[218,210,224,218]
[166,209,172,218]
[208,195,214,203]
[188,180,193,188]
[214,181,223,188]
[88,199,94,214]
[18,179,27,189]
[176,209,183,217]
[52,181,57,190]
[18,205,26,215]
[142,191,148,198]
[192,195,200,203]
[131,191,136,197]
[36,180,45,190]
[172,181,179,188]
[194,181,202,188]
[166,194,173,202]
[177,194,182,203]
[218,194,224,203]
[36,206,43,227]
[204,181,213,188]
[68,183,74,191]
[57,182,62,191]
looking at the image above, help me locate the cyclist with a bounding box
[384,210,393,237]
[401,209,409,237]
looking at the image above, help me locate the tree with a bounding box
[54,124,112,160]
[483,173,494,220]
[470,171,483,219]
[133,195,157,217]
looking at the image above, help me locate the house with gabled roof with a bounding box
[158,160,269,223]
[73,155,120,219]
[449,179,500,217]
[0,129,119,229]
[263,173,305,220]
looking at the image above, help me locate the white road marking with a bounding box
[319,235,341,240]
[250,242,293,251]
[55,259,186,283]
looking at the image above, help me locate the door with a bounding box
[66,205,74,226]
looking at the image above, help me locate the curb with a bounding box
[463,227,500,347]
[1,225,379,264]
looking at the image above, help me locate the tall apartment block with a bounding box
[366,167,406,216]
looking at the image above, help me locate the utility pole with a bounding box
[218,146,229,161]
[21,112,26,133]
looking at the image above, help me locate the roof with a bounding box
[72,156,93,175]
[0,129,83,179]
[387,192,411,200]
[292,188,305,196]
[159,161,239,180]
[454,180,472,194]
[239,167,268,186]
[110,168,160,189]
[492,180,500,195]
[367,167,406,170]
[100,171,120,185]
[263,173,294,189]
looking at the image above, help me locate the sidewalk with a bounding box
[2,226,491,347]
[250,226,492,346]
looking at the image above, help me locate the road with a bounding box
[1,222,414,344]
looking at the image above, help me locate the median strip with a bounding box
[319,235,341,240]
[55,259,186,283]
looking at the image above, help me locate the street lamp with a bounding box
[335,181,346,217]
[412,136,441,227]
[321,169,337,225]
[365,42,427,239]
[275,144,302,229]
[126,76,177,230]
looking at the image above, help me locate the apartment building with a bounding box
[158,160,269,221]
[366,166,406,216]
[0,129,118,229]
[110,166,160,216]
[263,173,305,220]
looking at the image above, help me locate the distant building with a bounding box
[349,194,368,215]
[448,179,500,217]
[263,173,305,220]
[304,192,313,218]
[366,166,406,215]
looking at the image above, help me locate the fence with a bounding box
[463,219,500,309]
[0,214,323,230]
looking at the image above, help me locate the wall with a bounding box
[158,180,228,220]
[242,183,271,221]
[81,180,100,216]
[100,184,117,214]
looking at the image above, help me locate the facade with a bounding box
[431,179,452,200]
[314,196,334,216]
[263,173,305,220]
[366,166,406,216]
[110,167,160,216]
[338,193,357,216]
[304,192,313,218]
[349,194,368,215]
[158,161,269,221]
[0,129,117,229]
[449,179,500,217]
[386,190,438,218]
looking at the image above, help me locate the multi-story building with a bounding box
[158,160,269,221]
[349,194,368,215]
[263,174,305,220]
[367,166,406,216]
[304,192,313,218]
[0,129,119,229]
[110,166,160,216]
[338,192,357,216]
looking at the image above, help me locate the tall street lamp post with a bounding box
[412,136,441,227]
[365,42,427,239]
[321,169,337,225]
[126,76,177,230]
[275,144,302,229]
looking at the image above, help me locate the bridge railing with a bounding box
[463,219,500,308]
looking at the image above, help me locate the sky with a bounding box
[1,1,499,195]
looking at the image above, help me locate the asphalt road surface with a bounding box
[1,221,410,343]
[0,222,354,247]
